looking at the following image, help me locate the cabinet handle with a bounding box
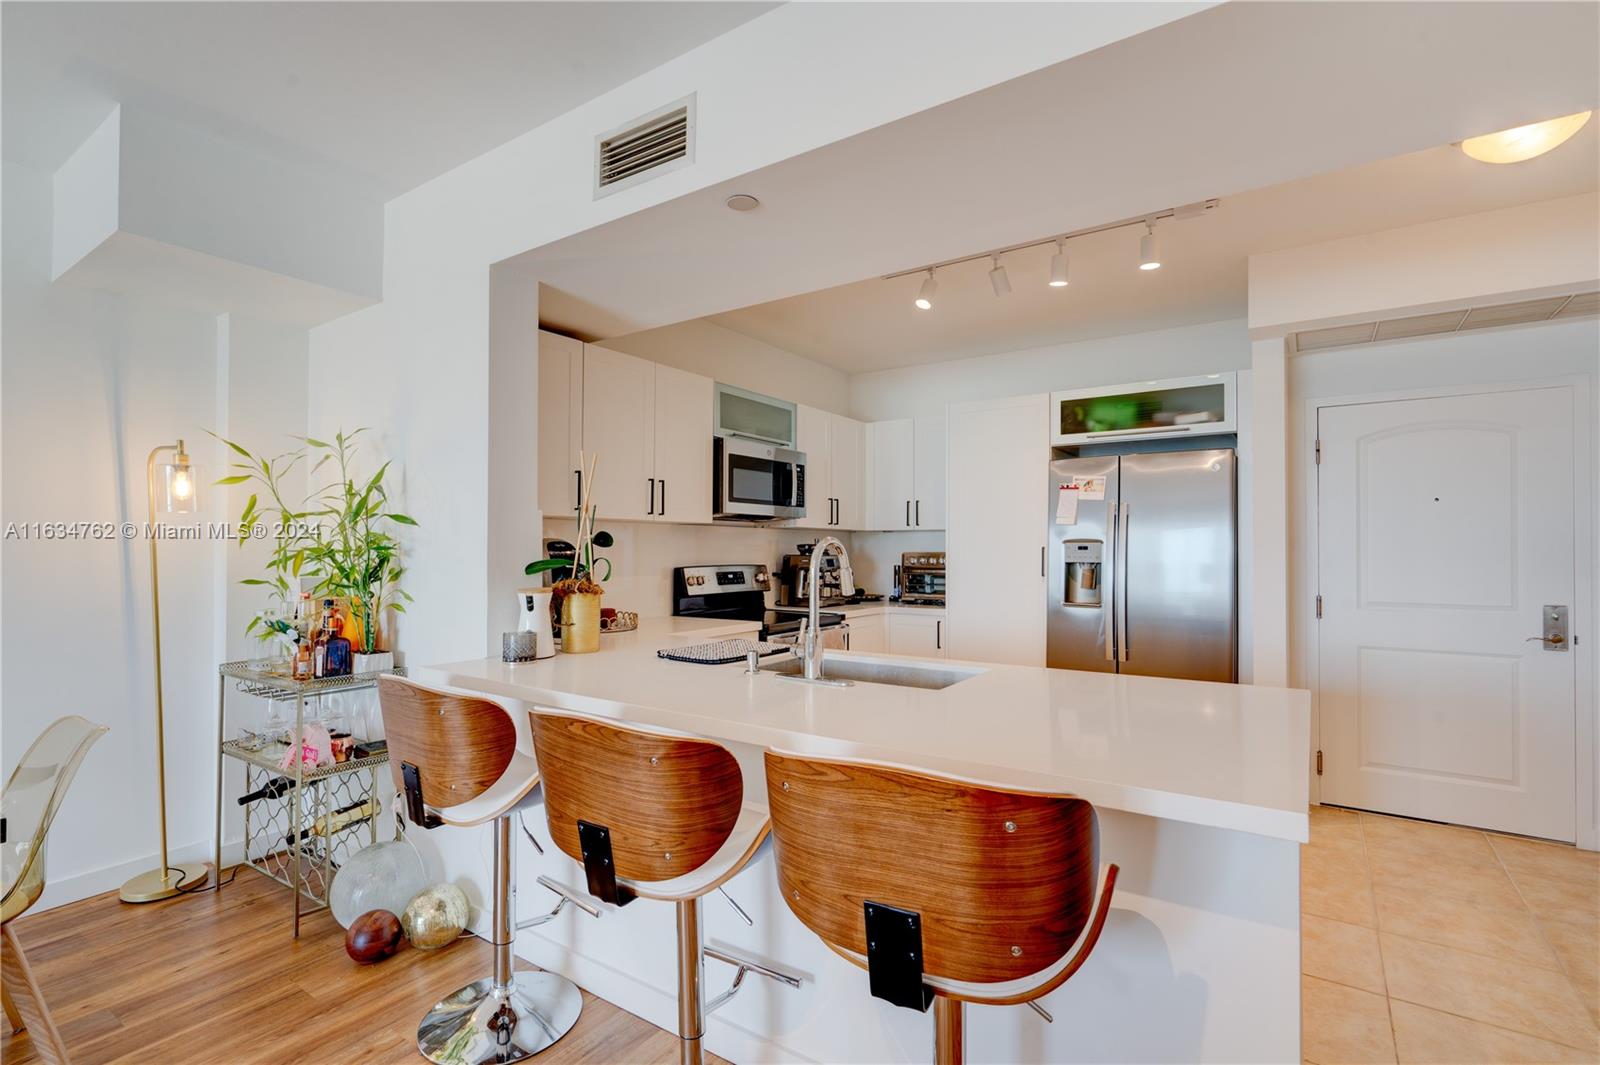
[660,479,666,515]
[832,498,839,525]
[648,477,656,516]
[574,470,582,512]
[915,499,921,526]
[905,500,911,527]
[936,619,942,650]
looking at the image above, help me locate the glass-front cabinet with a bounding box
[1050,373,1236,446]
[715,382,796,447]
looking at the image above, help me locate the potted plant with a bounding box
[525,454,610,653]
[216,429,415,672]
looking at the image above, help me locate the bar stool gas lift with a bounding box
[379,676,591,1063]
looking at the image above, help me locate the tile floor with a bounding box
[1302,805,1600,1064]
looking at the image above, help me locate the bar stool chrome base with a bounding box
[417,971,582,1064]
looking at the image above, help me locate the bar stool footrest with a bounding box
[703,944,803,1016]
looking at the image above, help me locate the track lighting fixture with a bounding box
[988,255,1011,297]
[1138,221,1161,271]
[885,199,1213,307]
[1049,239,1070,287]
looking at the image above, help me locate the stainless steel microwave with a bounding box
[714,436,805,521]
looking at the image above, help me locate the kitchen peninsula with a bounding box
[417,618,1309,1064]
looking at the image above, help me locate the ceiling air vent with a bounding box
[1289,290,1598,354]
[594,95,695,198]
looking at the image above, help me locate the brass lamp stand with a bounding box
[121,440,211,903]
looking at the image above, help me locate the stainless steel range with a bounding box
[671,564,846,644]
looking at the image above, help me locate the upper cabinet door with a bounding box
[537,331,584,518]
[791,404,832,529]
[912,413,946,530]
[831,414,866,530]
[582,346,656,522]
[867,419,915,529]
[652,365,713,524]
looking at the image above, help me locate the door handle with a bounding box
[1040,545,1045,578]
[1118,502,1130,661]
[647,477,656,516]
[1106,506,1118,662]
[1528,605,1570,652]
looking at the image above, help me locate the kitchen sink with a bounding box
[758,654,982,690]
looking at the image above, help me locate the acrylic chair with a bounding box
[2,715,110,1065]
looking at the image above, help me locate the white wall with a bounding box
[850,318,1249,421]
[2,160,310,908]
[596,317,851,416]
[1250,193,1600,335]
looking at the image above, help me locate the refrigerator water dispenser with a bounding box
[1063,540,1103,607]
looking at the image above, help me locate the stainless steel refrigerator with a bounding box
[1047,449,1236,682]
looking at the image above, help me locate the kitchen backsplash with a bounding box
[540,519,944,616]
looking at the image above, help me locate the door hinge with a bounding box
[1316,750,1323,776]
[1315,594,1323,619]
[1314,439,1321,464]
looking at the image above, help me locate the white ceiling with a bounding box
[1,1,776,199]
[520,1,1599,371]
[707,127,1600,372]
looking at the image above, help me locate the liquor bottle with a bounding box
[322,598,352,677]
[313,605,329,678]
[292,635,313,681]
[291,591,314,642]
[284,797,377,844]
[237,776,294,806]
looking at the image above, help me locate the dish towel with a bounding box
[657,639,793,665]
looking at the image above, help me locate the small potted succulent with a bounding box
[525,455,611,653]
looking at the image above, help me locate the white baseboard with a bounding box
[33,836,244,913]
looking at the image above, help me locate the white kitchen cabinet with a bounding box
[651,364,713,523]
[843,612,886,653]
[866,416,944,530]
[912,414,946,530]
[831,414,866,529]
[537,331,584,518]
[945,392,1049,665]
[582,347,712,523]
[582,346,656,521]
[867,419,915,529]
[888,611,946,658]
[792,404,832,529]
[792,407,866,530]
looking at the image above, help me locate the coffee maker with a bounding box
[777,548,841,607]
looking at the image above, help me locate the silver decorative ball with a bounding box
[329,842,426,929]
[402,883,469,949]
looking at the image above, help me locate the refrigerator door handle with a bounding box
[1105,505,1118,662]
[1118,502,1131,661]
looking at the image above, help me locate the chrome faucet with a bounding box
[792,536,854,684]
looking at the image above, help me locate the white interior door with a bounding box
[1317,385,1578,841]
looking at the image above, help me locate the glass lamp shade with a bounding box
[159,459,198,513]
[1461,111,1591,164]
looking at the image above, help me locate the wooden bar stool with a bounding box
[528,709,803,1065]
[379,676,585,1063]
[764,751,1119,1065]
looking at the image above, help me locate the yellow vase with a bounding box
[561,592,602,654]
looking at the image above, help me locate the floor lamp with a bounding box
[120,440,211,903]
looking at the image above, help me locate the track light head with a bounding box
[915,270,937,310]
[1049,239,1070,287]
[1139,221,1161,271]
[988,255,1011,297]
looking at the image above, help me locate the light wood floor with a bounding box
[1,866,725,1065]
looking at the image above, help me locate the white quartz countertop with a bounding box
[421,619,1310,842]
